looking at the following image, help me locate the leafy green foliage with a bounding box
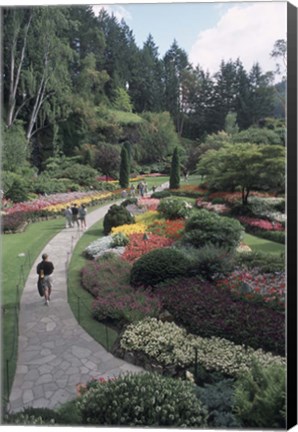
[195,379,241,428]
[236,251,285,273]
[111,232,129,247]
[233,361,286,428]
[157,197,192,220]
[79,372,208,427]
[130,248,190,287]
[2,121,28,172]
[169,147,180,189]
[198,143,285,203]
[187,244,236,281]
[183,209,243,249]
[103,204,135,235]
[2,171,30,202]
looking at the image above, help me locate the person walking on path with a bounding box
[71,203,80,229]
[64,206,73,228]
[78,204,87,231]
[36,253,54,306]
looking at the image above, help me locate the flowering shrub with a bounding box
[2,211,28,233]
[196,198,230,214]
[157,198,192,220]
[216,270,285,310]
[92,288,161,323]
[79,372,208,427]
[81,255,161,323]
[122,233,174,263]
[157,277,285,355]
[237,216,284,231]
[137,197,160,211]
[120,318,285,377]
[84,236,114,259]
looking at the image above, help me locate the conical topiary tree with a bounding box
[169,147,180,189]
[119,146,130,188]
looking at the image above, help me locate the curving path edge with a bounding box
[8,200,147,413]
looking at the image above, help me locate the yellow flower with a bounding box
[111,222,147,235]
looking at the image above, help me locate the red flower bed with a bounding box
[216,270,285,310]
[238,216,284,231]
[122,233,174,263]
[149,219,185,239]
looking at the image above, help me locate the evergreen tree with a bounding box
[119,146,130,188]
[169,147,180,189]
[123,141,132,170]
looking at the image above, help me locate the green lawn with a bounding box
[243,233,285,255]
[67,220,119,351]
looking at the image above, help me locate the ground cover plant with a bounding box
[156,277,284,355]
[81,254,161,325]
[120,318,285,377]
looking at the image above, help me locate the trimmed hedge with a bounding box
[103,204,135,235]
[183,209,243,249]
[130,248,190,287]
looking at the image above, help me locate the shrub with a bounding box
[3,171,30,202]
[79,372,208,427]
[111,232,129,247]
[83,236,113,259]
[233,361,286,428]
[183,209,243,249]
[169,147,180,189]
[120,318,285,377]
[211,197,226,204]
[151,190,172,199]
[157,277,285,355]
[121,197,138,207]
[236,251,285,273]
[2,211,28,233]
[157,198,192,220]
[81,254,131,297]
[195,379,241,428]
[187,244,236,281]
[103,204,135,235]
[3,407,58,425]
[130,248,190,287]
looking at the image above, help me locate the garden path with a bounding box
[8,183,168,413]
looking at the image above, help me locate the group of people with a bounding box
[64,203,87,230]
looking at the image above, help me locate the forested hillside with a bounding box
[2,5,286,200]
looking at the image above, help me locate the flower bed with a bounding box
[120,318,285,378]
[148,219,185,240]
[156,277,285,355]
[196,198,230,214]
[122,233,174,263]
[238,216,284,231]
[208,191,273,204]
[216,270,285,309]
[137,197,160,211]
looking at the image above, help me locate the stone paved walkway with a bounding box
[8,200,145,413]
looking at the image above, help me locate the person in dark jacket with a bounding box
[36,253,54,306]
[71,203,80,228]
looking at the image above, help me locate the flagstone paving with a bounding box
[8,198,147,413]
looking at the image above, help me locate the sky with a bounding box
[92,1,288,77]
[0,0,292,78]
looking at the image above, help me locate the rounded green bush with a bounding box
[183,209,243,249]
[130,248,190,287]
[103,204,135,235]
[79,372,208,427]
[157,197,192,220]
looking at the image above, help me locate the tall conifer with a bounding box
[169,147,180,189]
[119,146,130,188]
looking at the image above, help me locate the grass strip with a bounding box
[243,232,285,255]
[67,220,118,352]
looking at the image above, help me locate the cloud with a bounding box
[92,4,132,22]
[189,2,287,76]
